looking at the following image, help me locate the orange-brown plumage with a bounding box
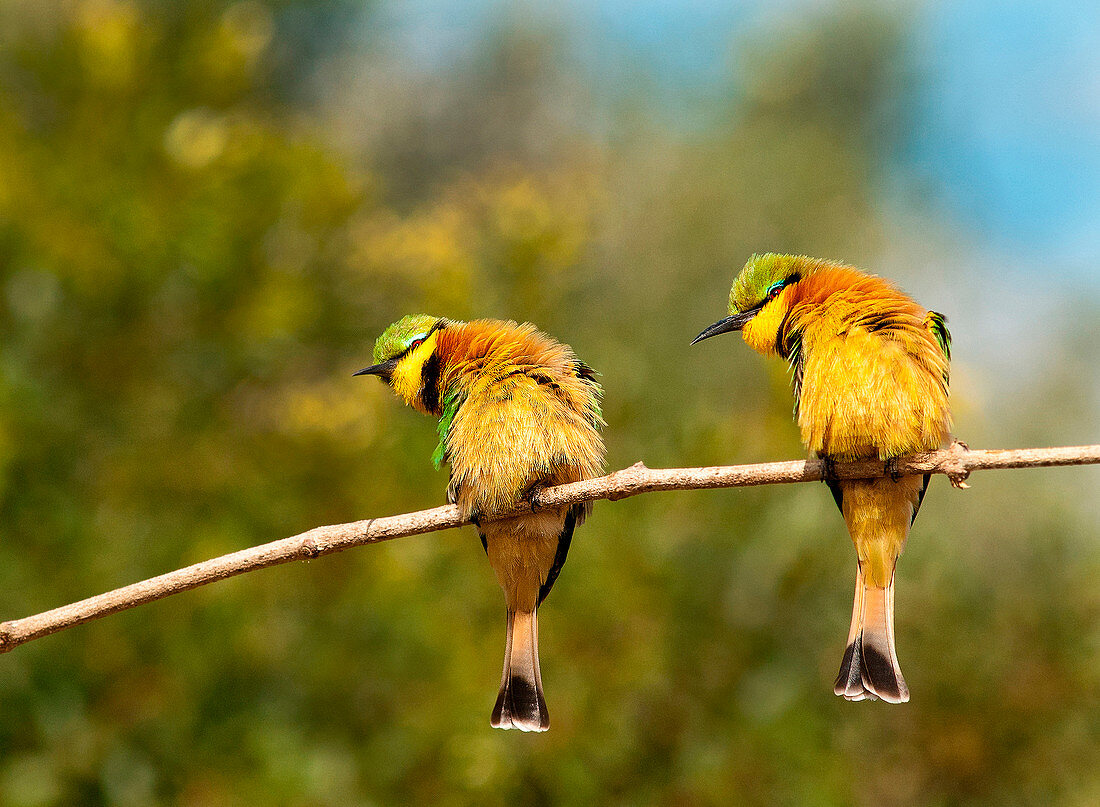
[695,254,952,703]
[436,321,604,521]
[358,314,605,730]
[773,266,950,461]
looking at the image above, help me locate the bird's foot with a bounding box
[521,481,546,513]
[820,456,840,483]
[946,439,971,489]
[884,456,902,483]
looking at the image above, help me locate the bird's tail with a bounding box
[833,564,910,703]
[491,608,549,731]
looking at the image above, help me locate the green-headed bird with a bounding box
[357,315,605,729]
[694,254,952,702]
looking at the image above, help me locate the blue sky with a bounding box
[906,1,1100,272]
[370,0,1100,280]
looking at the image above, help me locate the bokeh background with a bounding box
[1,0,1099,804]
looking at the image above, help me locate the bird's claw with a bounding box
[522,482,546,512]
[946,439,971,489]
[885,456,902,483]
[820,456,839,483]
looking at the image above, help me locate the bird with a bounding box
[355,314,605,730]
[692,253,951,703]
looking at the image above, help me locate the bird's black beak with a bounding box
[353,359,397,381]
[690,310,758,345]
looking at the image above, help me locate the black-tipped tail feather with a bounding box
[834,630,909,703]
[491,609,549,732]
[833,566,910,703]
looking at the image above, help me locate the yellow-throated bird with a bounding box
[692,254,951,702]
[356,315,605,730]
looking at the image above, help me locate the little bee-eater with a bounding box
[693,254,951,703]
[356,315,605,731]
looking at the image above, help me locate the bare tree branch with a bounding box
[2,443,1097,654]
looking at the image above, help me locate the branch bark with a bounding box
[2,443,1097,654]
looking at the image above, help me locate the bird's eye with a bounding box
[766,281,785,299]
[407,337,425,351]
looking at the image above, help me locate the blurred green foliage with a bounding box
[0,1,1098,805]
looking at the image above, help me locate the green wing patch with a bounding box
[432,389,464,469]
[787,329,804,419]
[925,311,951,360]
[924,310,951,385]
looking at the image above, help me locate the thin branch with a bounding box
[2,443,1097,654]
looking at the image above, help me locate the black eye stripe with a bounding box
[393,335,428,360]
[766,272,801,302]
[385,319,448,363]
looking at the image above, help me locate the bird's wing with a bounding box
[788,329,805,419]
[912,473,932,524]
[923,310,951,386]
[825,478,844,515]
[537,506,579,606]
[432,388,465,469]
